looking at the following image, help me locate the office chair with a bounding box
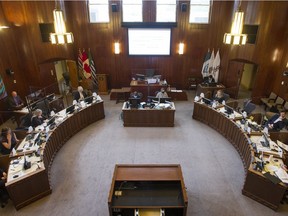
[243,99,256,116]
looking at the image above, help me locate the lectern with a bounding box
[108,164,188,216]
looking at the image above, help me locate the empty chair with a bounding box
[243,99,256,116]
[261,92,277,105]
[266,96,284,111]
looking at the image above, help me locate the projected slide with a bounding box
[128,28,171,55]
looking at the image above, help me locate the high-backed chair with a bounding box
[266,96,284,111]
[261,92,277,105]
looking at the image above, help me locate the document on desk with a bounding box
[277,140,288,151]
[275,168,288,184]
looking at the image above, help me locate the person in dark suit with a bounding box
[0,127,19,155]
[267,110,288,131]
[130,91,142,99]
[0,168,9,208]
[73,86,87,102]
[31,109,46,128]
[213,90,225,104]
[7,91,24,110]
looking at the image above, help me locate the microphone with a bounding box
[114,181,127,198]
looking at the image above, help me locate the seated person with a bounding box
[130,91,142,99]
[73,86,87,102]
[31,109,46,128]
[7,91,24,110]
[213,90,225,104]
[208,75,215,83]
[266,110,288,131]
[156,88,168,99]
[0,127,19,155]
[0,168,9,208]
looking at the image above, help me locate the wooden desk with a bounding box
[6,101,105,210]
[108,164,188,216]
[196,84,225,99]
[122,102,175,127]
[193,102,287,210]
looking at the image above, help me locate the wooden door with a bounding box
[225,60,245,99]
[38,62,59,94]
[66,60,78,89]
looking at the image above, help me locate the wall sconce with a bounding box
[0,3,10,29]
[114,42,120,54]
[178,43,184,55]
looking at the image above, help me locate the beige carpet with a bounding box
[1,91,287,216]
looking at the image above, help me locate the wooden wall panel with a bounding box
[0,0,287,122]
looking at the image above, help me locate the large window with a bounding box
[89,0,109,23]
[189,0,211,24]
[156,0,177,22]
[122,0,142,22]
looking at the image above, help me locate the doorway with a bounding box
[238,63,257,99]
[225,59,258,99]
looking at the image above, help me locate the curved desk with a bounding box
[193,102,287,210]
[6,101,105,210]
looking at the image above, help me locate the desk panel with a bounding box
[6,101,105,210]
[192,102,287,210]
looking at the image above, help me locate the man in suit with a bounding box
[267,110,288,131]
[7,91,24,110]
[73,86,87,102]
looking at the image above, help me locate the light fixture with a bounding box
[50,6,73,44]
[114,42,120,54]
[223,2,247,45]
[178,43,184,55]
[0,3,10,29]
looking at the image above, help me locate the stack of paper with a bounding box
[275,168,288,184]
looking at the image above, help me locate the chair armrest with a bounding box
[268,98,276,103]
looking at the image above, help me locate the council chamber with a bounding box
[0,1,288,216]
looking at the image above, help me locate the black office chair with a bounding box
[243,99,256,116]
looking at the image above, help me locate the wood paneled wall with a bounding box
[0,0,287,117]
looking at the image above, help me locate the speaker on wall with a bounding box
[111,3,118,12]
[181,3,187,12]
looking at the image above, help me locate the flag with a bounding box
[208,49,215,76]
[201,49,211,78]
[82,49,92,79]
[88,49,98,89]
[212,50,221,82]
[0,75,7,100]
[78,49,84,78]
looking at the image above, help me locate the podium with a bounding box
[96,74,109,94]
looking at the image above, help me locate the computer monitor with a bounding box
[66,105,75,114]
[224,105,234,114]
[46,93,55,101]
[129,97,141,109]
[202,97,211,105]
[145,69,155,78]
[47,116,56,126]
[261,133,270,148]
[159,97,171,103]
[135,74,145,81]
[147,96,171,103]
[85,96,93,104]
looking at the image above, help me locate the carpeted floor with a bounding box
[1,91,287,216]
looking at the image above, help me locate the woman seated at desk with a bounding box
[0,127,19,155]
[156,88,168,99]
[213,90,225,104]
[31,109,46,128]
